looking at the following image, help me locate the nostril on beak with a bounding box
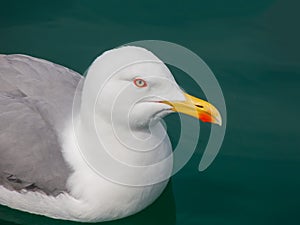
[195,104,204,109]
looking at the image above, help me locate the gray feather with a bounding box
[0,54,83,196]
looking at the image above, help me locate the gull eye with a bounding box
[133,78,147,88]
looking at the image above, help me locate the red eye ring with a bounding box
[133,78,147,88]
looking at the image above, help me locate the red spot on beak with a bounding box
[199,113,213,123]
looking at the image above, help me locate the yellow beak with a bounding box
[161,93,222,126]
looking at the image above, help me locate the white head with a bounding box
[81,46,221,135]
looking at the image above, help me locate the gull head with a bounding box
[81,46,222,133]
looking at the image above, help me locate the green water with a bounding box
[0,0,299,224]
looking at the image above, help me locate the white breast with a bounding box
[59,120,170,222]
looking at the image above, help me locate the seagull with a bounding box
[0,46,221,222]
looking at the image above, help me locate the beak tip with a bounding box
[215,114,222,126]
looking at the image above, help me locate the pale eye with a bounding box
[133,78,147,88]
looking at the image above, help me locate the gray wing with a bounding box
[0,54,83,196]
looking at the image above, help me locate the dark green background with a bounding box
[0,0,299,224]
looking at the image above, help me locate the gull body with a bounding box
[0,46,221,222]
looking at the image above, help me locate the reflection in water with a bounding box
[0,181,176,225]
